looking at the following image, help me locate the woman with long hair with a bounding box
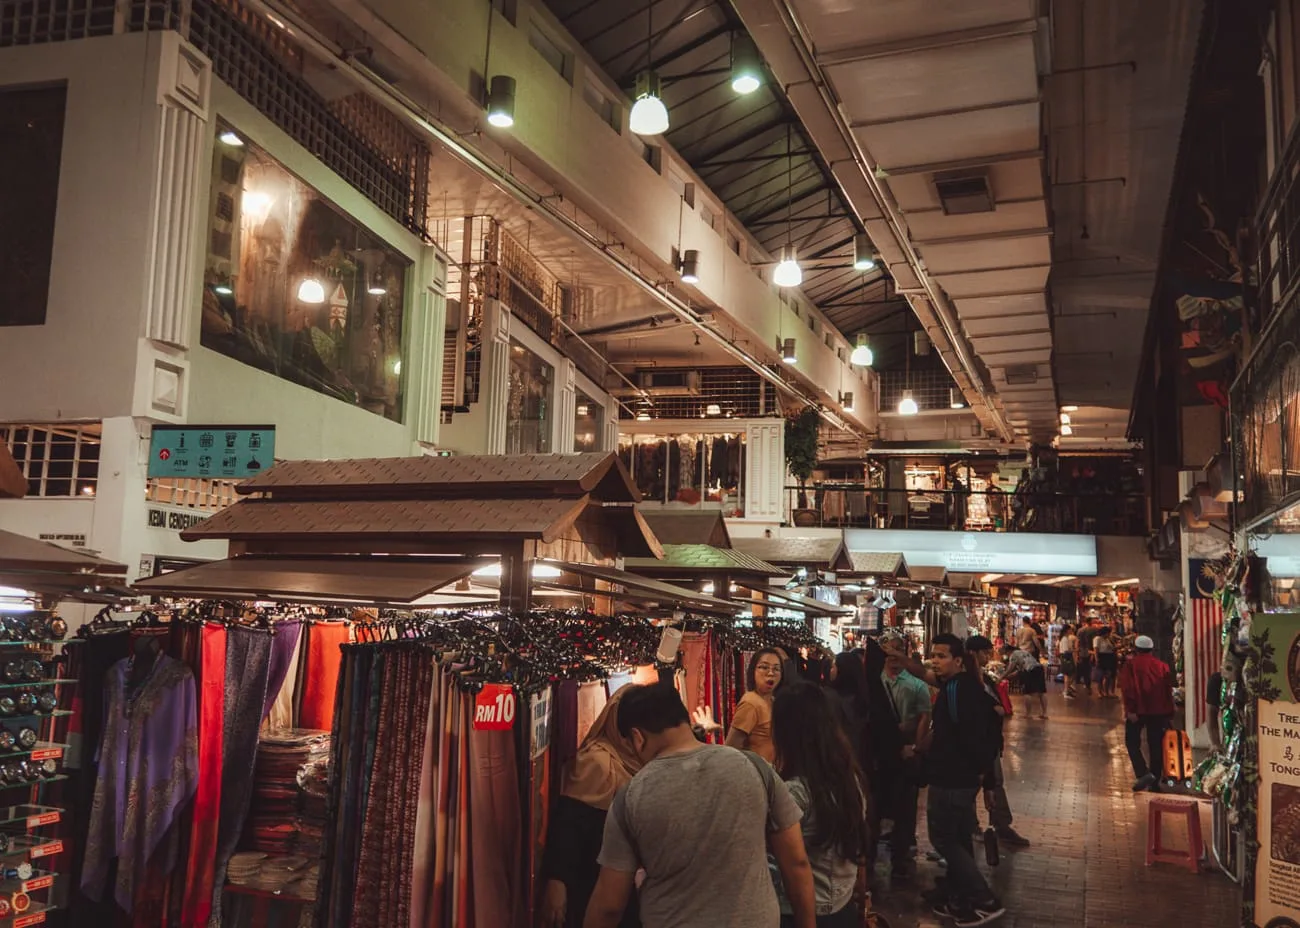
[825,651,870,768]
[726,648,783,763]
[771,682,871,927]
[539,685,643,928]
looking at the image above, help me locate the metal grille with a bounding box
[0,0,430,240]
[1233,304,1300,527]
[483,221,563,344]
[146,475,240,510]
[0,423,100,497]
[878,366,957,413]
[619,367,766,420]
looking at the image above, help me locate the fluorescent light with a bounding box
[1060,424,1073,436]
[1105,578,1141,587]
[897,391,918,415]
[1060,412,1071,425]
[486,75,516,128]
[730,34,763,95]
[471,563,563,579]
[1062,405,1079,412]
[297,278,326,304]
[219,130,244,146]
[1038,576,1077,585]
[850,333,873,367]
[213,282,234,296]
[853,233,875,271]
[773,245,802,287]
[630,71,669,135]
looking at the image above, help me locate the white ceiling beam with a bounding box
[881,149,1043,178]
[850,97,1041,130]
[816,20,1039,66]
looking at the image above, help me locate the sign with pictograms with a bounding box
[148,425,275,480]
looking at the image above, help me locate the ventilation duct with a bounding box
[933,170,994,215]
[1004,365,1040,385]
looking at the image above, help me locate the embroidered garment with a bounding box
[82,654,199,913]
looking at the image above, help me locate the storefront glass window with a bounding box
[202,124,410,422]
[616,431,745,516]
[506,340,553,453]
[574,390,601,452]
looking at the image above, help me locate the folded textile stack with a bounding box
[243,728,331,859]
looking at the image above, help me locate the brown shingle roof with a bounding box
[237,452,639,502]
[624,544,786,577]
[182,497,589,543]
[847,551,907,577]
[638,510,732,547]
[909,565,948,584]
[0,530,126,573]
[732,536,850,570]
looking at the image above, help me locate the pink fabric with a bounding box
[469,724,524,928]
[181,623,226,927]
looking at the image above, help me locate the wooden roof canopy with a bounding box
[0,529,129,603]
[637,510,732,548]
[181,452,663,559]
[731,536,852,571]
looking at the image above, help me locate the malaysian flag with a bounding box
[1188,559,1224,729]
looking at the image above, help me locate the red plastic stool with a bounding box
[1145,797,1204,874]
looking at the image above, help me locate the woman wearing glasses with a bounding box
[726,648,785,763]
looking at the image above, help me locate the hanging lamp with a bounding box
[851,333,873,367]
[629,9,668,135]
[774,124,801,287]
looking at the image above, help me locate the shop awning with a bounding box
[847,551,908,578]
[638,510,732,547]
[624,544,787,577]
[0,530,126,574]
[947,573,982,592]
[731,581,852,617]
[538,561,741,615]
[132,555,491,604]
[732,536,851,571]
[0,569,133,603]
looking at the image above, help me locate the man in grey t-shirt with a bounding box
[584,684,816,928]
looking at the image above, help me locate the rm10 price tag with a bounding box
[472,684,516,731]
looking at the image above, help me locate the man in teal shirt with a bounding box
[879,648,932,880]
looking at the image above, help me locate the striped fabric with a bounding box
[1189,586,1224,729]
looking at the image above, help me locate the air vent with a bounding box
[1004,365,1039,385]
[611,370,703,396]
[934,170,994,215]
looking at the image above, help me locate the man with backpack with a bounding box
[583,683,817,928]
[921,634,1007,927]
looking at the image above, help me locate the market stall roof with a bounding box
[731,536,851,571]
[947,573,983,593]
[909,566,949,585]
[732,581,852,618]
[623,544,786,578]
[0,445,23,499]
[0,529,126,574]
[181,496,662,557]
[538,561,741,615]
[847,551,908,578]
[638,510,731,548]
[132,555,490,604]
[236,452,640,503]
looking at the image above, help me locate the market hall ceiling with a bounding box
[549,0,1200,446]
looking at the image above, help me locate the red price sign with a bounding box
[29,840,62,859]
[15,912,45,927]
[29,748,61,762]
[22,875,52,893]
[25,812,58,829]
[472,684,516,731]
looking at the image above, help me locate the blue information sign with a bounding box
[147,425,275,480]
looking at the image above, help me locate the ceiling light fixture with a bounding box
[636,410,652,421]
[1060,412,1071,425]
[679,249,699,284]
[705,402,722,416]
[486,75,517,128]
[773,244,802,287]
[297,278,326,304]
[367,270,387,296]
[219,130,244,147]
[853,233,876,271]
[1062,405,1079,412]
[840,391,854,412]
[630,72,669,135]
[212,278,234,296]
[850,333,873,367]
[1060,424,1073,436]
[781,337,797,364]
[897,390,918,416]
[949,388,966,409]
[730,33,762,95]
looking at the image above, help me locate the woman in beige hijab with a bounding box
[539,684,643,928]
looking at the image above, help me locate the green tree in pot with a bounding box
[785,406,821,511]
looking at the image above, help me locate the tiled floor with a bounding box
[872,692,1243,927]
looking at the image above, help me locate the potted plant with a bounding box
[785,406,820,523]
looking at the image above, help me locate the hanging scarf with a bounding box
[559,686,642,811]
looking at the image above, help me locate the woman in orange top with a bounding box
[726,648,784,763]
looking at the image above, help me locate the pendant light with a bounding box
[950,388,966,409]
[730,34,762,95]
[367,269,387,296]
[898,391,918,416]
[853,233,876,271]
[773,123,802,288]
[486,75,517,128]
[705,402,722,416]
[851,333,873,367]
[840,391,855,413]
[679,249,700,284]
[297,278,326,304]
[629,9,668,135]
[781,338,797,364]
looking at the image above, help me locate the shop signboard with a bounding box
[473,683,516,731]
[530,689,552,759]
[844,529,1098,576]
[147,425,275,480]
[1253,611,1300,924]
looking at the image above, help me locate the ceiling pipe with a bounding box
[763,0,1016,443]
[234,0,864,435]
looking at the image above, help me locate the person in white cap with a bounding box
[1117,635,1175,791]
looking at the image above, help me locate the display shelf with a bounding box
[0,779,65,796]
[223,883,313,904]
[0,642,57,649]
[2,903,53,926]
[0,683,73,693]
[0,836,63,862]
[0,867,57,895]
[0,713,70,723]
[0,808,59,832]
[0,747,62,764]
